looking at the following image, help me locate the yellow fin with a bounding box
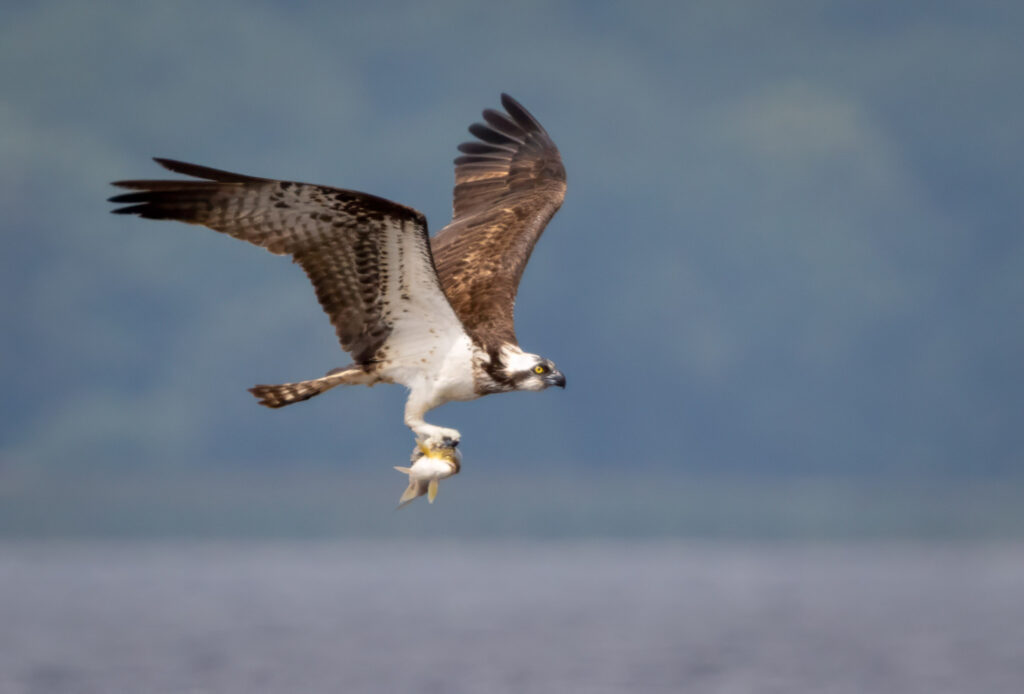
[427,478,439,503]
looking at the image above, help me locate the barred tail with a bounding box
[249,366,368,408]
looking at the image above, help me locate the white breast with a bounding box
[381,330,482,419]
[429,333,480,402]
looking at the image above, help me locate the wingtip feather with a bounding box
[151,157,266,183]
[500,93,543,132]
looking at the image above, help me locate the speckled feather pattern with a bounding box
[108,95,566,433]
[110,160,455,368]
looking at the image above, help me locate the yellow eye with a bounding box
[534,365,546,374]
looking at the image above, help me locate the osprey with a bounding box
[110,94,567,505]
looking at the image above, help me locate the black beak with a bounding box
[548,370,566,389]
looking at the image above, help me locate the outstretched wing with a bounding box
[110,158,466,369]
[431,94,566,347]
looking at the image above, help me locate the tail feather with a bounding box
[249,366,367,408]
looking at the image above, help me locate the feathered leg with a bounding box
[403,391,461,448]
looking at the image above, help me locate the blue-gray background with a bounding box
[4,4,1024,692]
[3,0,1023,538]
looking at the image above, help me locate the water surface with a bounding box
[2,541,1022,693]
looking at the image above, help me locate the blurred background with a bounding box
[3,0,1022,539]
[2,2,1023,692]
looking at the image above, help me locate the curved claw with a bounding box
[413,425,462,452]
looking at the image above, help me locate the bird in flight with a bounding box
[110,94,567,505]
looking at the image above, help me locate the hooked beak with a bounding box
[547,369,566,389]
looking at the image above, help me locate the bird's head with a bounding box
[499,346,566,392]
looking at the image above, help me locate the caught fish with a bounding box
[394,442,462,507]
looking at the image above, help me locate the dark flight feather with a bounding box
[110,95,565,365]
[431,93,566,348]
[110,160,431,364]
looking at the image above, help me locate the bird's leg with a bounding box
[404,399,460,452]
[395,395,463,507]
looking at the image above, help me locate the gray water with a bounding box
[2,542,1022,694]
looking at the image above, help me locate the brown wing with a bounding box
[110,158,443,365]
[430,94,566,347]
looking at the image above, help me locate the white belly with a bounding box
[429,333,480,402]
[384,332,481,412]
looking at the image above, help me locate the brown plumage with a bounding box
[110,94,565,361]
[111,159,431,365]
[109,95,566,463]
[432,94,567,347]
